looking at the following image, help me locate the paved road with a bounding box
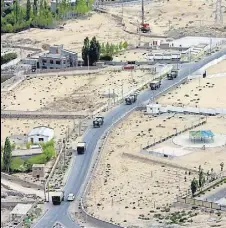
[33,48,226,228]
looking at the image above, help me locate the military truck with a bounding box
[77,142,86,155]
[149,80,161,90]
[52,191,64,205]
[93,116,104,128]
[171,69,178,78]
[125,94,137,105]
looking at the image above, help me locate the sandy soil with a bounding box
[1,68,155,113]
[105,0,226,36]
[1,118,78,146]
[206,59,226,75]
[85,111,226,227]
[157,76,226,108]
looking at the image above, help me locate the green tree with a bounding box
[100,43,105,55]
[114,44,119,53]
[191,178,198,196]
[122,41,128,49]
[3,137,12,173]
[26,0,31,20]
[89,36,100,65]
[13,0,20,23]
[33,0,38,16]
[82,37,90,66]
[119,41,123,51]
[198,166,205,188]
[105,42,110,56]
[76,0,89,14]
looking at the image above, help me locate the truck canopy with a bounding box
[77,142,86,147]
[150,80,160,84]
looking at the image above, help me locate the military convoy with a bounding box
[93,116,104,128]
[167,69,178,80]
[124,93,138,105]
[149,80,161,90]
[72,136,86,155]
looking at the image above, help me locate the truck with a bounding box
[77,142,86,155]
[149,80,161,90]
[93,116,104,128]
[167,69,178,80]
[125,94,137,105]
[52,191,64,205]
[140,23,151,33]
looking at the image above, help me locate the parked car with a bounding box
[67,193,75,201]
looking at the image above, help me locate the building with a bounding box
[10,204,33,223]
[28,126,54,143]
[32,164,45,178]
[39,44,78,69]
[3,0,14,7]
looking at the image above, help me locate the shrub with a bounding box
[25,154,47,171]
[10,157,25,172]
[99,55,113,61]
[1,52,17,65]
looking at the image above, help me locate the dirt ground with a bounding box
[105,0,226,37]
[1,68,155,113]
[157,74,226,108]
[206,59,226,75]
[1,118,78,146]
[85,110,226,227]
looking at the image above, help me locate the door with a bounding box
[31,138,34,144]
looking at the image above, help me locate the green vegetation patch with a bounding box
[1,52,17,65]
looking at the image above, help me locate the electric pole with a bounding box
[141,0,144,25]
[215,0,223,25]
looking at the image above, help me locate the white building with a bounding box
[28,126,54,144]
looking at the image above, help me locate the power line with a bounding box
[214,0,223,25]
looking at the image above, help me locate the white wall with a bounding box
[28,135,50,144]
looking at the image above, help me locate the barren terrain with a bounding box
[1,68,155,113]
[157,75,226,108]
[85,111,226,227]
[206,59,226,75]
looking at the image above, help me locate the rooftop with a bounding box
[189,130,215,138]
[10,204,33,216]
[41,53,67,59]
[28,126,54,137]
[12,148,43,157]
[32,164,45,168]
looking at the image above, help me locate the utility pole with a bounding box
[141,0,144,25]
[122,0,124,25]
[215,0,223,25]
[87,53,90,71]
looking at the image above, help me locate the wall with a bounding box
[28,135,49,144]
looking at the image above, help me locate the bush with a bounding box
[1,52,17,65]
[99,55,113,61]
[25,154,47,171]
[10,157,25,172]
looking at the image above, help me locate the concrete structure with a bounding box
[3,0,13,7]
[28,126,54,143]
[32,164,45,178]
[12,147,43,159]
[146,103,226,115]
[39,45,78,69]
[10,203,33,222]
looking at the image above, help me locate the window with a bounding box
[63,60,66,64]
[50,60,54,64]
[42,59,47,63]
[56,60,61,65]
[39,138,44,142]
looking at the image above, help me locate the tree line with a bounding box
[82,36,128,65]
[1,52,17,65]
[1,0,93,33]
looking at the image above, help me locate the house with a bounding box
[28,126,54,144]
[32,164,45,178]
[10,204,33,223]
[39,44,78,69]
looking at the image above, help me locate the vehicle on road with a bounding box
[52,191,64,205]
[93,116,104,128]
[125,94,137,105]
[67,193,75,201]
[77,142,86,154]
[167,69,178,80]
[140,23,151,33]
[149,80,161,90]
